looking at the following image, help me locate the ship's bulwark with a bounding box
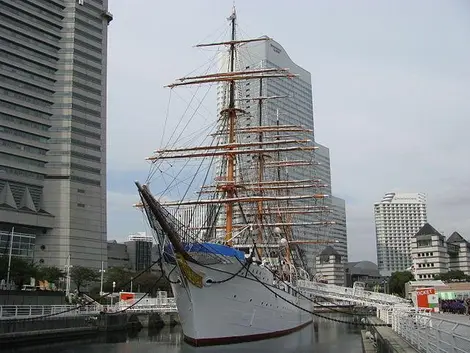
[166,261,313,346]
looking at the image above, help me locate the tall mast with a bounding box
[224,7,237,246]
[256,78,264,255]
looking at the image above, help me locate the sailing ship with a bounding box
[135,7,332,346]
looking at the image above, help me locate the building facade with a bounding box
[0,0,112,269]
[216,38,345,272]
[411,223,448,280]
[315,143,348,262]
[374,192,427,276]
[411,225,470,280]
[315,246,345,286]
[125,232,153,272]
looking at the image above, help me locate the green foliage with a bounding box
[38,266,65,283]
[71,265,99,293]
[388,271,414,298]
[0,256,39,287]
[101,267,171,294]
[434,270,469,282]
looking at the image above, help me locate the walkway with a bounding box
[297,280,409,308]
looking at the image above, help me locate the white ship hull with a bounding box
[167,260,312,346]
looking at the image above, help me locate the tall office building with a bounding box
[374,192,427,276]
[315,143,348,262]
[215,38,346,272]
[0,0,112,269]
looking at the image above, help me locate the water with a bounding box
[28,315,364,353]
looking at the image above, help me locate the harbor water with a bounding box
[25,314,365,353]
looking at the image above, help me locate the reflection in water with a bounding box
[20,314,364,353]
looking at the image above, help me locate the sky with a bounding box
[106,0,470,262]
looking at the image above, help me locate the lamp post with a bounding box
[130,276,133,293]
[6,227,14,289]
[65,255,72,301]
[99,261,105,296]
[111,281,116,306]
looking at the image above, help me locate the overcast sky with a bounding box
[106,0,470,262]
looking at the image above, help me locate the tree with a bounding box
[103,267,133,292]
[38,266,65,289]
[388,271,414,298]
[71,266,99,293]
[434,270,466,282]
[0,256,39,287]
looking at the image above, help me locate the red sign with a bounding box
[416,288,436,308]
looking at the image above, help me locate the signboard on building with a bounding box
[416,288,439,312]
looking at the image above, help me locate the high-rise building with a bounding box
[216,38,347,272]
[374,192,427,276]
[0,0,112,269]
[315,143,348,262]
[125,232,153,272]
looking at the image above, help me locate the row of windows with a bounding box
[73,70,101,85]
[0,74,54,97]
[71,175,100,186]
[0,87,52,108]
[0,165,44,180]
[0,138,47,155]
[74,37,102,55]
[0,62,55,87]
[74,48,102,65]
[75,28,102,45]
[71,150,101,163]
[71,138,101,151]
[75,18,102,36]
[0,50,56,76]
[73,81,101,96]
[76,7,103,26]
[71,114,101,129]
[0,25,59,56]
[0,112,49,131]
[73,58,101,74]
[0,2,62,32]
[0,37,57,66]
[13,0,63,21]
[71,126,101,140]
[0,125,48,143]
[0,13,61,43]
[72,103,100,116]
[0,152,45,167]
[70,162,101,175]
[72,92,101,107]
[0,100,51,120]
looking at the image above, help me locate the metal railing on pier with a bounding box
[377,307,470,353]
[0,298,178,320]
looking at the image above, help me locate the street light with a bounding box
[111,281,116,306]
[99,261,105,296]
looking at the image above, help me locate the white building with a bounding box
[411,223,448,280]
[447,232,470,274]
[374,192,427,276]
[411,225,470,280]
[315,246,345,286]
[167,205,208,241]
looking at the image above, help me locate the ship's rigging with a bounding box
[136,7,334,275]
